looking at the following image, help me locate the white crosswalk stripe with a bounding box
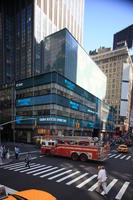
[20,164,41,172]
[8,164,29,170]
[76,174,97,188]
[1,162,130,200]
[13,163,36,171]
[40,168,65,178]
[125,156,131,160]
[26,165,47,174]
[88,181,98,191]
[66,173,89,185]
[115,154,122,158]
[120,155,127,160]
[30,157,37,160]
[101,179,118,195]
[56,171,80,183]
[109,154,117,158]
[115,182,130,200]
[3,163,25,169]
[33,165,52,176]
[2,162,25,168]
[33,167,58,176]
[48,170,72,180]
[109,153,132,161]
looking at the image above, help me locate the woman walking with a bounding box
[96,165,107,197]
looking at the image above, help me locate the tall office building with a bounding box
[113,24,133,50]
[0,0,84,85]
[0,29,115,143]
[91,46,133,132]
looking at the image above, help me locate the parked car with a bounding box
[117,144,128,153]
[0,186,56,200]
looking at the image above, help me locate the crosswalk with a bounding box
[1,161,130,200]
[108,153,133,161]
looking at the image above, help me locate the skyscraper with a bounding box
[0,0,84,85]
[91,46,133,132]
[113,24,133,50]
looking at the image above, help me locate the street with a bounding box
[0,144,133,200]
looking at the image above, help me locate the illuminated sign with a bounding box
[65,79,75,91]
[16,98,31,106]
[87,109,95,114]
[16,116,22,124]
[88,121,94,128]
[39,117,67,124]
[70,101,79,110]
[15,115,98,129]
[16,82,23,88]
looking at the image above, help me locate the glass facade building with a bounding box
[15,72,115,143]
[43,29,107,100]
[0,27,111,142]
[0,1,113,143]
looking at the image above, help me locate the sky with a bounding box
[83,0,133,53]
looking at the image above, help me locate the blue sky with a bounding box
[83,0,133,53]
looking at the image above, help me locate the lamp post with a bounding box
[72,119,75,136]
[11,80,16,144]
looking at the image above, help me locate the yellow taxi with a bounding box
[0,187,56,200]
[117,144,128,153]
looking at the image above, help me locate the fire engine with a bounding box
[41,136,110,162]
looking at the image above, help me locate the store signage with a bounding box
[16,82,23,88]
[39,117,67,123]
[70,100,79,110]
[65,79,75,91]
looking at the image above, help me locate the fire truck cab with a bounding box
[41,136,109,162]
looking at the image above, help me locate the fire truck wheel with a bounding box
[71,153,78,161]
[80,154,88,162]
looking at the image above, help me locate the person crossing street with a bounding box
[96,165,107,197]
[25,153,31,168]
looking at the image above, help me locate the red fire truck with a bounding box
[41,136,110,162]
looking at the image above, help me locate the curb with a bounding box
[0,159,13,166]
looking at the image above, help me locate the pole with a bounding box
[72,119,75,136]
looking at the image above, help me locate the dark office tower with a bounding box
[113,24,133,50]
[0,0,84,85]
[0,0,15,84]
[0,0,34,85]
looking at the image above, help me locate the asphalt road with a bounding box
[0,145,133,200]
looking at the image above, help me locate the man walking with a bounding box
[96,165,107,197]
[14,146,19,159]
[25,153,31,168]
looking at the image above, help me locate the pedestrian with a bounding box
[0,145,2,158]
[25,153,31,168]
[96,165,107,197]
[6,148,10,159]
[14,146,19,159]
[2,145,6,159]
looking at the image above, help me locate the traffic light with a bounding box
[34,119,37,127]
[75,122,80,129]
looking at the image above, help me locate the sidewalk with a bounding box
[0,142,41,165]
[2,142,39,153]
[0,158,12,166]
